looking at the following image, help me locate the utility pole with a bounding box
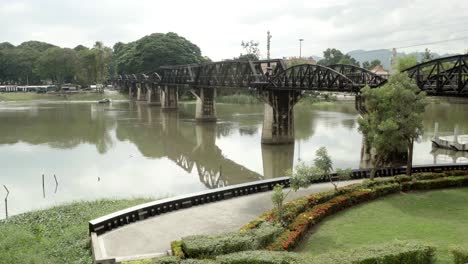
[390,48,397,74]
[267,31,272,67]
[299,39,304,58]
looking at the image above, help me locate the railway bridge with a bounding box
[112,54,468,144]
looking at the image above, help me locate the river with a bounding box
[0,99,467,218]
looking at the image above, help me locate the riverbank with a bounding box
[0,91,128,102]
[0,198,152,264]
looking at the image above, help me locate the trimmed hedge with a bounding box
[310,240,435,264]
[216,250,303,264]
[181,222,284,258]
[126,241,435,264]
[451,246,468,264]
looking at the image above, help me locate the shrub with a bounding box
[250,222,284,248]
[451,246,468,264]
[310,240,435,264]
[180,259,218,264]
[412,172,445,181]
[171,240,185,259]
[123,256,179,264]
[182,232,255,258]
[444,170,468,177]
[216,250,303,264]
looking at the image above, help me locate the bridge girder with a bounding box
[258,64,356,92]
[404,54,468,96]
[328,64,387,88]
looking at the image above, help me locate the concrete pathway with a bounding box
[97,179,362,261]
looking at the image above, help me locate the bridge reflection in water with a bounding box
[116,103,296,189]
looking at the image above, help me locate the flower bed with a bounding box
[163,170,468,262]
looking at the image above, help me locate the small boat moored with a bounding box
[98,98,111,104]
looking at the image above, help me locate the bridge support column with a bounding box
[192,87,217,122]
[161,85,178,111]
[147,83,161,106]
[136,83,147,101]
[129,82,137,100]
[261,90,301,144]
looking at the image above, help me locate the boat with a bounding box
[98,98,111,104]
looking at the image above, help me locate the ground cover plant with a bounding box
[0,198,152,264]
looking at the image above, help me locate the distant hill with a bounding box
[347,49,458,70]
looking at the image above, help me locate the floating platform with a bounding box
[432,135,468,151]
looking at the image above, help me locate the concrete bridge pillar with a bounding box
[192,87,217,122]
[261,90,301,144]
[147,83,161,106]
[136,83,147,101]
[161,85,178,111]
[129,82,136,100]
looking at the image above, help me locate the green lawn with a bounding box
[298,188,468,263]
[0,198,152,264]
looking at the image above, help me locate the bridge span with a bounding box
[111,54,468,144]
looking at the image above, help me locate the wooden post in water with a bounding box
[54,174,58,194]
[3,185,9,219]
[42,174,45,198]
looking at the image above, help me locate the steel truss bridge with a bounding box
[112,54,468,144]
[113,54,468,96]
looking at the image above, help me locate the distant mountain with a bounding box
[347,49,458,70]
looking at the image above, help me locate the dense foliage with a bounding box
[358,72,428,177]
[0,32,206,87]
[317,48,360,66]
[113,32,207,74]
[0,198,152,264]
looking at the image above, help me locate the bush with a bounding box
[250,222,284,248]
[216,250,303,264]
[310,240,435,264]
[171,240,185,259]
[444,170,468,177]
[412,172,445,181]
[123,256,179,264]
[451,246,468,264]
[182,232,255,258]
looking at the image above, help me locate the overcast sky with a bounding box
[1,0,467,60]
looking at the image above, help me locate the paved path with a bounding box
[97,179,362,261]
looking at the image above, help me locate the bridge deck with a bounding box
[94,180,362,262]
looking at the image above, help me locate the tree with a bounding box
[271,147,351,225]
[36,48,78,87]
[239,40,260,60]
[358,73,428,179]
[363,59,382,70]
[318,48,359,66]
[422,48,433,62]
[396,54,418,72]
[113,32,205,74]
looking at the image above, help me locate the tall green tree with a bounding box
[318,48,360,66]
[363,59,382,70]
[422,48,433,62]
[239,40,260,60]
[358,73,427,178]
[396,54,418,72]
[113,32,205,74]
[36,48,78,87]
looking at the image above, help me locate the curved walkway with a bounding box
[95,179,362,262]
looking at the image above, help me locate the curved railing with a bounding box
[89,163,468,235]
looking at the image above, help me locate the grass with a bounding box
[0,92,128,101]
[298,188,468,264]
[0,198,152,264]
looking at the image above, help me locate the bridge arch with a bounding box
[328,64,387,88]
[403,54,468,96]
[263,64,356,92]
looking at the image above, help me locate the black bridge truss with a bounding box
[113,54,468,97]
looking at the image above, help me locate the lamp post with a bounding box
[299,38,304,58]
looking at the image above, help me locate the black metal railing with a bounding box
[89,163,468,235]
